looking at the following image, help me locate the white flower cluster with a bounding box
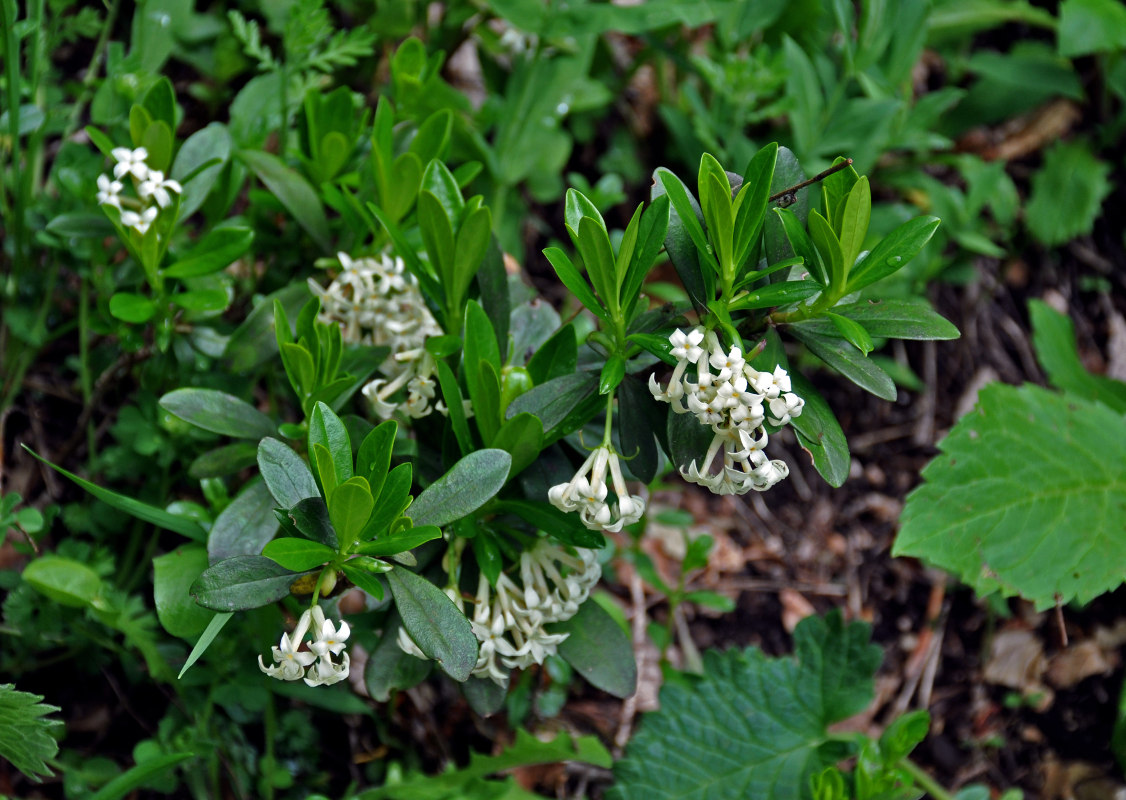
[258,605,351,687]
[548,445,645,532]
[650,327,805,495]
[397,541,601,686]
[96,147,181,235]
[308,253,446,419]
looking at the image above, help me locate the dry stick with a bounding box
[768,158,854,206]
[614,569,648,754]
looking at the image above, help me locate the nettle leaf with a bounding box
[409,449,511,528]
[0,684,62,782]
[552,600,637,698]
[159,388,275,439]
[610,611,881,800]
[1025,140,1110,247]
[894,383,1126,610]
[386,567,478,682]
[1030,300,1126,413]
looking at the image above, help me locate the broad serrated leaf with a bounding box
[1025,140,1110,247]
[0,684,62,782]
[894,383,1126,609]
[159,388,275,439]
[1030,300,1126,413]
[610,611,881,800]
[386,568,478,681]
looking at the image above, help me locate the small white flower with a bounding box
[768,393,805,426]
[304,651,350,687]
[309,605,350,658]
[96,174,124,209]
[137,169,182,208]
[112,147,150,180]
[259,609,316,681]
[120,206,158,235]
[669,328,705,363]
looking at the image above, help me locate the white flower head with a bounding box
[137,169,182,208]
[112,147,150,181]
[120,206,158,235]
[259,604,350,686]
[96,175,124,209]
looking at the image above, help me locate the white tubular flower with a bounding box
[112,147,150,180]
[137,169,182,208]
[709,343,745,382]
[768,393,805,426]
[120,206,158,235]
[308,605,350,658]
[669,328,705,363]
[259,608,316,681]
[549,446,644,532]
[96,175,123,209]
[304,651,350,687]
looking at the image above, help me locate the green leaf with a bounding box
[309,402,353,489]
[826,312,873,356]
[88,753,195,800]
[421,159,465,221]
[653,168,711,312]
[178,613,233,679]
[286,497,338,548]
[565,188,607,236]
[171,289,229,313]
[0,684,62,782]
[463,677,508,717]
[494,501,606,550]
[655,167,718,276]
[788,325,897,401]
[453,206,492,307]
[813,299,960,341]
[617,376,662,484]
[208,479,279,563]
[600,353,627,396]
[354,525,443,556]
[789,372,850,488]
[409,449,512,528]
[172,123,231,218]
[163,226,254,279]
[262,538,337,571]
[361,462,413,540]
[846,216,940,294]
[807,210,845,294]
[357,420,397,495]
[330,477,375,550]
[505,372,600,435]
[257,438,320,509]
[727,280,822,311]
[894,383,1126,609]
[153,546,213,639]
[1059,0,1126,56]
[879,710,930,764]
[1030,300,1126,413]
[576,216,621,317]
[189,442,259,479]
[23,556,103,608]
[190,555,308,612]
[491,412,544,479]
[364,615,432,702]
[238,149,330,249]
[609,612,881,800]
[109,292,157,324]
[773,207,825,285]
[837,176,871,270]
[386,568,478,682]
[437,360,473,456]
[340,561,387,600]
[527,323,578,384]
[22,446,205,540]
[160,388,275,440]
[543,247,608,322]
[553,600,637,699]
[418,191,455,285]
[701,172,734,273]
[1025,140,1111,247]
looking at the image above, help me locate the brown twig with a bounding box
[614,568,648,754]
[768,158,854,205]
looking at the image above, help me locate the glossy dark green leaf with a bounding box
[154,545,213,639]
[365,615,432,701]
[257,438,320,509]
[356,420,397,497]
[23,446,205,540]
[188,441,259,479]
[565,188,607,237]
[190,555,308,612]
[286,496,338,548]
[160,388,275,440]
[387,567,478,681]
[837,176,871,269]
[239,149,329,249]
[505,372,600,433]
[410,449,511,528]
[309,401,353,491]
[600,353,626,396]
[163,227,254,278]
[341,561,386,600]
[788,372,850,488]
[789,324,896,401]
[617,377,662,484]
[666,401,717,474]
[491,412,544,480]
[526,324,578,384]
[826,312,873,356]
[354,525,444,556]
[652,169,710,313]
[473,532,503,586]
[773,207,825,285]
[494,500,606,549]
[553,600,637,698]
[361,462,413,541]
[543,247,608,322]
[330,477,374,550]
[817,299,960,341]
[208,479,279,563]
[846,216,940,294]
[437,360,473,456]
[727,280,822,311]
[807,210,845,294]
[262,538,336,571]
[109,293,156,324]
